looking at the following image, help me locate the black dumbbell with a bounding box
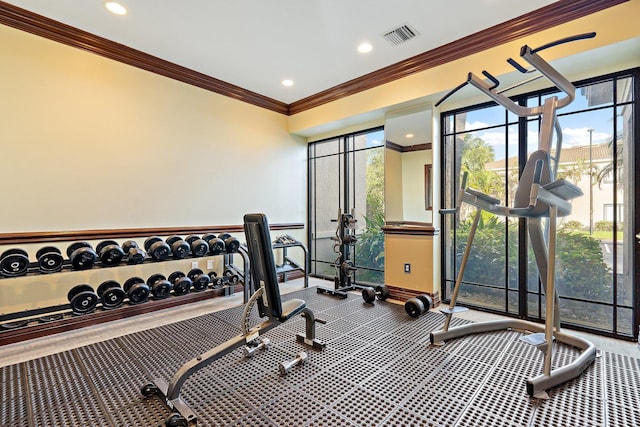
[362,284,390,304]
[187,268,211,292]
[223,269,240,284]
[405,294,433,318]
[146,274,172,299]
[0,248,30,277]
[36,246,64,274]
[97,280,126,309]
[202,233,225,255]
[66,242,98,271]
[95,240,125,267]
[185,235,210,257]
[122,240,146,265]
[208,271,224,288]
[0,320,29,330]
[166,235,190,260]
[143,236,171,261]
[68,284,99,315]
[168,271,192,296]
[123,277,150,304]
[218,233,240,253]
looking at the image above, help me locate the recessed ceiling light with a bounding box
[282,79,294,87]
[105,2,127,15]
[405,133,414,138]
[358,42,373,54]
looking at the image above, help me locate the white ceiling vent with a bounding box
[382,23,420,45]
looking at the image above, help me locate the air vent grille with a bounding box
[383,23,420,45]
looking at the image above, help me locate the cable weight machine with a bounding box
[317,209,360,299]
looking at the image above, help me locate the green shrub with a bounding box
[561,220,584,231]
[594,221,614,232]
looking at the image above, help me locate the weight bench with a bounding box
[142,213,325,426]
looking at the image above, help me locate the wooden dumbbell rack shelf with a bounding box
[0,250,247,346]
[0,222,304,345]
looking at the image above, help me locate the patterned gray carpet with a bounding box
[1,286,639,426]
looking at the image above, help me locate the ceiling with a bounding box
[3,0,560,104]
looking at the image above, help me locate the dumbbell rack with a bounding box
[0,241,248,346]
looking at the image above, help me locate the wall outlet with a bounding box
[191,261,198,269]
[404,263,411,273]
[207,259,214,270]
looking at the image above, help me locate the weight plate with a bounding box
[187,268,204,281]
[68,285,98,315]
[190,239,209,257]
[170,241,190,259]
[404,298,425,318]
[123,277,145,293]
[168,271,185,284]
[128,283,150,304]
[362,287,376,304]
[149,241,171,261]
[173,277,192,296]
[0,248,30,277]
[211,275,224,289]
[144,236,162,251]
[100,245,125,266]
[122,240,139,253]
[185,235,200,244]
[69,247,97,270]
[0,320,29,330]
[208,238,225,255]
[101,287,126,309]
[224,236,240,253]
[96,240,119,255]
[127,247,147,264]
[147,273,167,287]
[201,233,217,243]
[97,280,120,297]
[36,246,64,273]
[38,313,64,323]
[151,280,172,299]
[166,235,182,245]
[377,285,390,301]
[36,245,60,259]
[416,294,433,312]
[67,284,95,301]
[218,233,231,241]
[192,275,210,291]
[66,241,91,258]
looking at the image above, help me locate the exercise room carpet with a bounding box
[1,286,639,426]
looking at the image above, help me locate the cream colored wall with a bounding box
[401,150,433,223]
[0,26,307,314]
[0,25,306,233]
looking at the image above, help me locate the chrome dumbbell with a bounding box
[279,351,307,376]
[243,337,271,358]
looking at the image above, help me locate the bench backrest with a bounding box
[243,213,283,319]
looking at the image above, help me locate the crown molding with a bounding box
[0,1,289,114]
[0,0,627,116]
[288,0,627,114]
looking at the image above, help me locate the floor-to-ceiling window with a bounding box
[441,69,638,339]
[308,128,386,286]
